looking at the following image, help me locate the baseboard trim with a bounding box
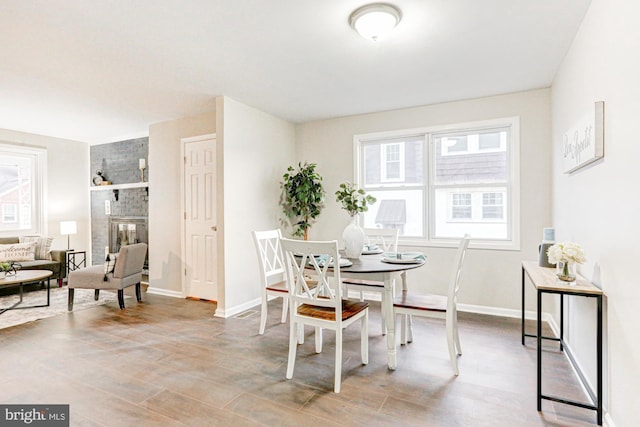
[214,297,261,318]
[458,303,554,324]
[146,287,183,298]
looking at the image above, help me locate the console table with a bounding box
[521,261,604,425]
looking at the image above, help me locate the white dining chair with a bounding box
[281,237,369,393]
[393,234,470,375]
[252,229,289,335]
[343,227,399,334]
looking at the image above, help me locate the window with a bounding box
[381,143,404,181]
[482,192,504,220]
[355,118,520,250]
[451,193,471,219]
[2,204,17,223]
[0,143,47,235]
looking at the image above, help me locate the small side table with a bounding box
[67,250,86,273]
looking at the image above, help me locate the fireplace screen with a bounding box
[108,216,148,270]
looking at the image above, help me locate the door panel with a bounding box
[184,136,217,301]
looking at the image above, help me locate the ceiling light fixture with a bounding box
[349,3,402,41]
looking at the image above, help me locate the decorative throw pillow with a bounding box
[103,253,119,281]
[0,242,37,262]
[19,236,54,260]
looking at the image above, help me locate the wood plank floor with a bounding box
[0,289,599,426]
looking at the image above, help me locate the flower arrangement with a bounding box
[546,242,586,282]
[335,182,376,217]
[546,242,586,264]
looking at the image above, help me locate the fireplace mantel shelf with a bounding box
[90,182,149,191]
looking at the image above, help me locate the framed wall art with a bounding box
[563,101,604,174]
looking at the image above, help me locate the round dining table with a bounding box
[339,254,426,370]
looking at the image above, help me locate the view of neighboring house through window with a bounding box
[355,118,519,249]
[0,143,46,235]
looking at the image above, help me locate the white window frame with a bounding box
[0,143,47,236]
[353,117,520,251]
[441,130,507,156]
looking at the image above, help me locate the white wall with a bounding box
[551,1,640,425]
[0,128,90,251]
[296,89,552,313]
[216,96,295,317]
[148,112,216,294]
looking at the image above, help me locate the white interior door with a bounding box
[183,135,217,301]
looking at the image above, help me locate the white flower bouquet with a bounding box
[546,242,586,264]
[546,242,585,283]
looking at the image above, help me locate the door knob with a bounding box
[211,226,217,231]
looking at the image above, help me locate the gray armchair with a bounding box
[67,243,147,311]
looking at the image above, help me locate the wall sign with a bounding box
[563,101,604,174]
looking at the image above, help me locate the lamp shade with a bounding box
[349,3,402,41]
[60,221,77,236]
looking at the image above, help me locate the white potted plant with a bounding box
[335,182,376,258]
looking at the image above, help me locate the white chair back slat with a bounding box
[253,229,286,286]
[281,238,342,313]
[363,228,399,252]
[447,234,471,311]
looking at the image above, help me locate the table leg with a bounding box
[522,266,525,345]
[383,276,397,370]
[597,295,603,425]
[537,289,542,411]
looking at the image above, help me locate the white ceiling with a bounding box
[0,0,592,144]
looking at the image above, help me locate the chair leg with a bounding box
[400,313,407,345]
[446,314,459,376]
[361,310,369,365]
[298,323,304,344]
[453,312,462,355]
[117,289,125,309]
[315,327,323,353]
[94,290,100,300]
[412,315,417,344]
[281,296,288,323]
[335,327,343,393]
[135,283,142,302]
[67,288,74,311]
[259,294,268,335]
[286,320,298,380]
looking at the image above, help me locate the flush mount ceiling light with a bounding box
[349,3,402,41]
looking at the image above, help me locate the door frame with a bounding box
[180,133,217,298]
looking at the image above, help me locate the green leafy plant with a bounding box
[281,162,325,239]
[0,262,11,272]
[335,182,376,217]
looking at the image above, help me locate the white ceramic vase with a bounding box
[343,218,365,259]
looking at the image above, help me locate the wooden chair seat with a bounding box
[298,300,369,321]
[393,291,447,312]
[265,281,288,293]
[266,279,318,293]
